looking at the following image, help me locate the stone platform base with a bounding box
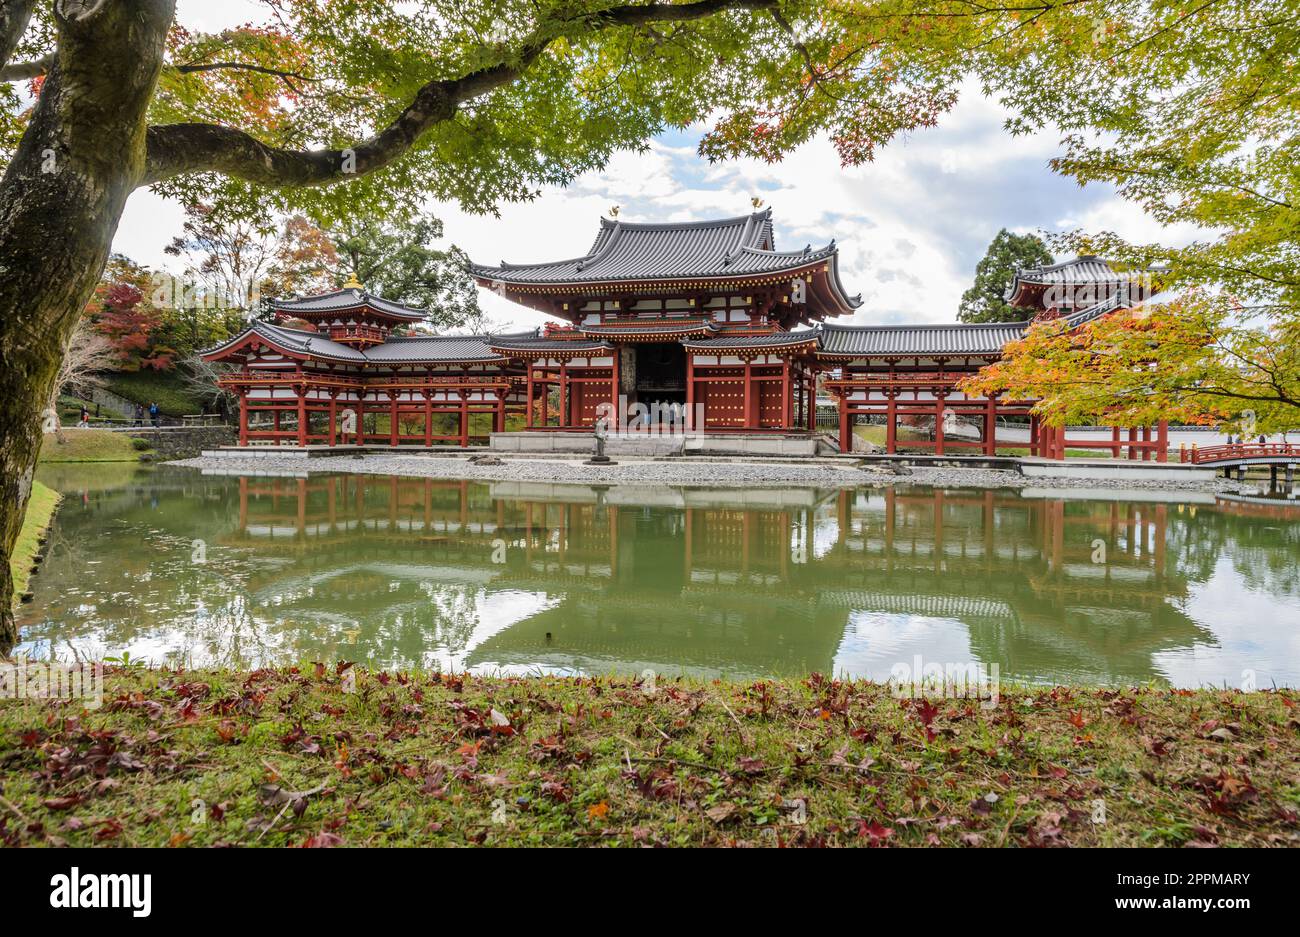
[200,444,372,459]
[488,431,819,457]
[1017,457,1217,482]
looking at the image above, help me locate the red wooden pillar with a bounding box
[685,353,695,430]
[328,394,337,447]
[1111,425,1121,458]
[423,394,433,447]
[1028,414,1039,457]
[459,391,469,447]
[494,393,505,434]
[525,365,535,429]
[611,348,621,424]
[388,395,398,446]
[781,359,792,429]
[1055,425,1066,460]
[1141,424,1152,461]
[296,386,307,446]
[1127,426,1138,460]
[743,358,753,430]
[984,396,997,456]
[800,371,811,434]
[1156,419,1169,463]
[934,397,945,456]
[559,361,569,428]
[838,393,851,454]
[792,366,800,429]
[238,390,249,446]
[886,395,897,453]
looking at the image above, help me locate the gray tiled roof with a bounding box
[208,294,1125,368]
[682,331,821,351]
[273,287,427,321]
[818,322,1027,357]
[487,337,615,354]
[1004,256,1148,305]
[582,319,716,337]
[202,323,540,365]
[470,210,861,311]
[202,321,370,363]
[363,330,538,363]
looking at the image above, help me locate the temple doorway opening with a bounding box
[634,342,687,418]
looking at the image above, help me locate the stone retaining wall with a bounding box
[132,426,237,460]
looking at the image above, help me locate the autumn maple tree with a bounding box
[0,0,1296,649]
[962,293,1300,436]
[84,255,175,371]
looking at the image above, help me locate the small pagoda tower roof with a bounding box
[470,208,862,318]
[1004,256,1153,310]
[272,276,427,323]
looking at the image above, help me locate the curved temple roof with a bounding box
[207,291,1133,368]
[273,287,428,321]
[469,208,862,314]
[817,293,1130,358]
[1005,256,1155,310]
[207,246,1140,371]
[682,331,821,352]
[486,336,615,357]
[201,321,540,365]
[818,322,1028,357]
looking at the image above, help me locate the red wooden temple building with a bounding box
[203,211,1165,459]
[201,277,539,446]
[470,209,860,432]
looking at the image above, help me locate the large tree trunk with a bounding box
[0,1,174,652]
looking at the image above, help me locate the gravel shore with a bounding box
[171,452,1251,494]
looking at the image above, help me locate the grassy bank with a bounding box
[38,429,146,463]
[9,482,60,602]
[104,371,206,418]
[0,667,1295,847]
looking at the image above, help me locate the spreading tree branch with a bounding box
[0,50,48,80]
[173,60,319,81]
[143,0,777,188]
[2,54,320,83]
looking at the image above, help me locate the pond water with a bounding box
[18,464,1300,687]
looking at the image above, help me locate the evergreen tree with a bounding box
[958,230,1053,323]
[328,215,480,332]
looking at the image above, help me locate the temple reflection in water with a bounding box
[199,472,1255,683]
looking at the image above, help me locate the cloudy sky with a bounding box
[111,1,1183,334]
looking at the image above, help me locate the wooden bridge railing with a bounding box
[1182,443,1300,464]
